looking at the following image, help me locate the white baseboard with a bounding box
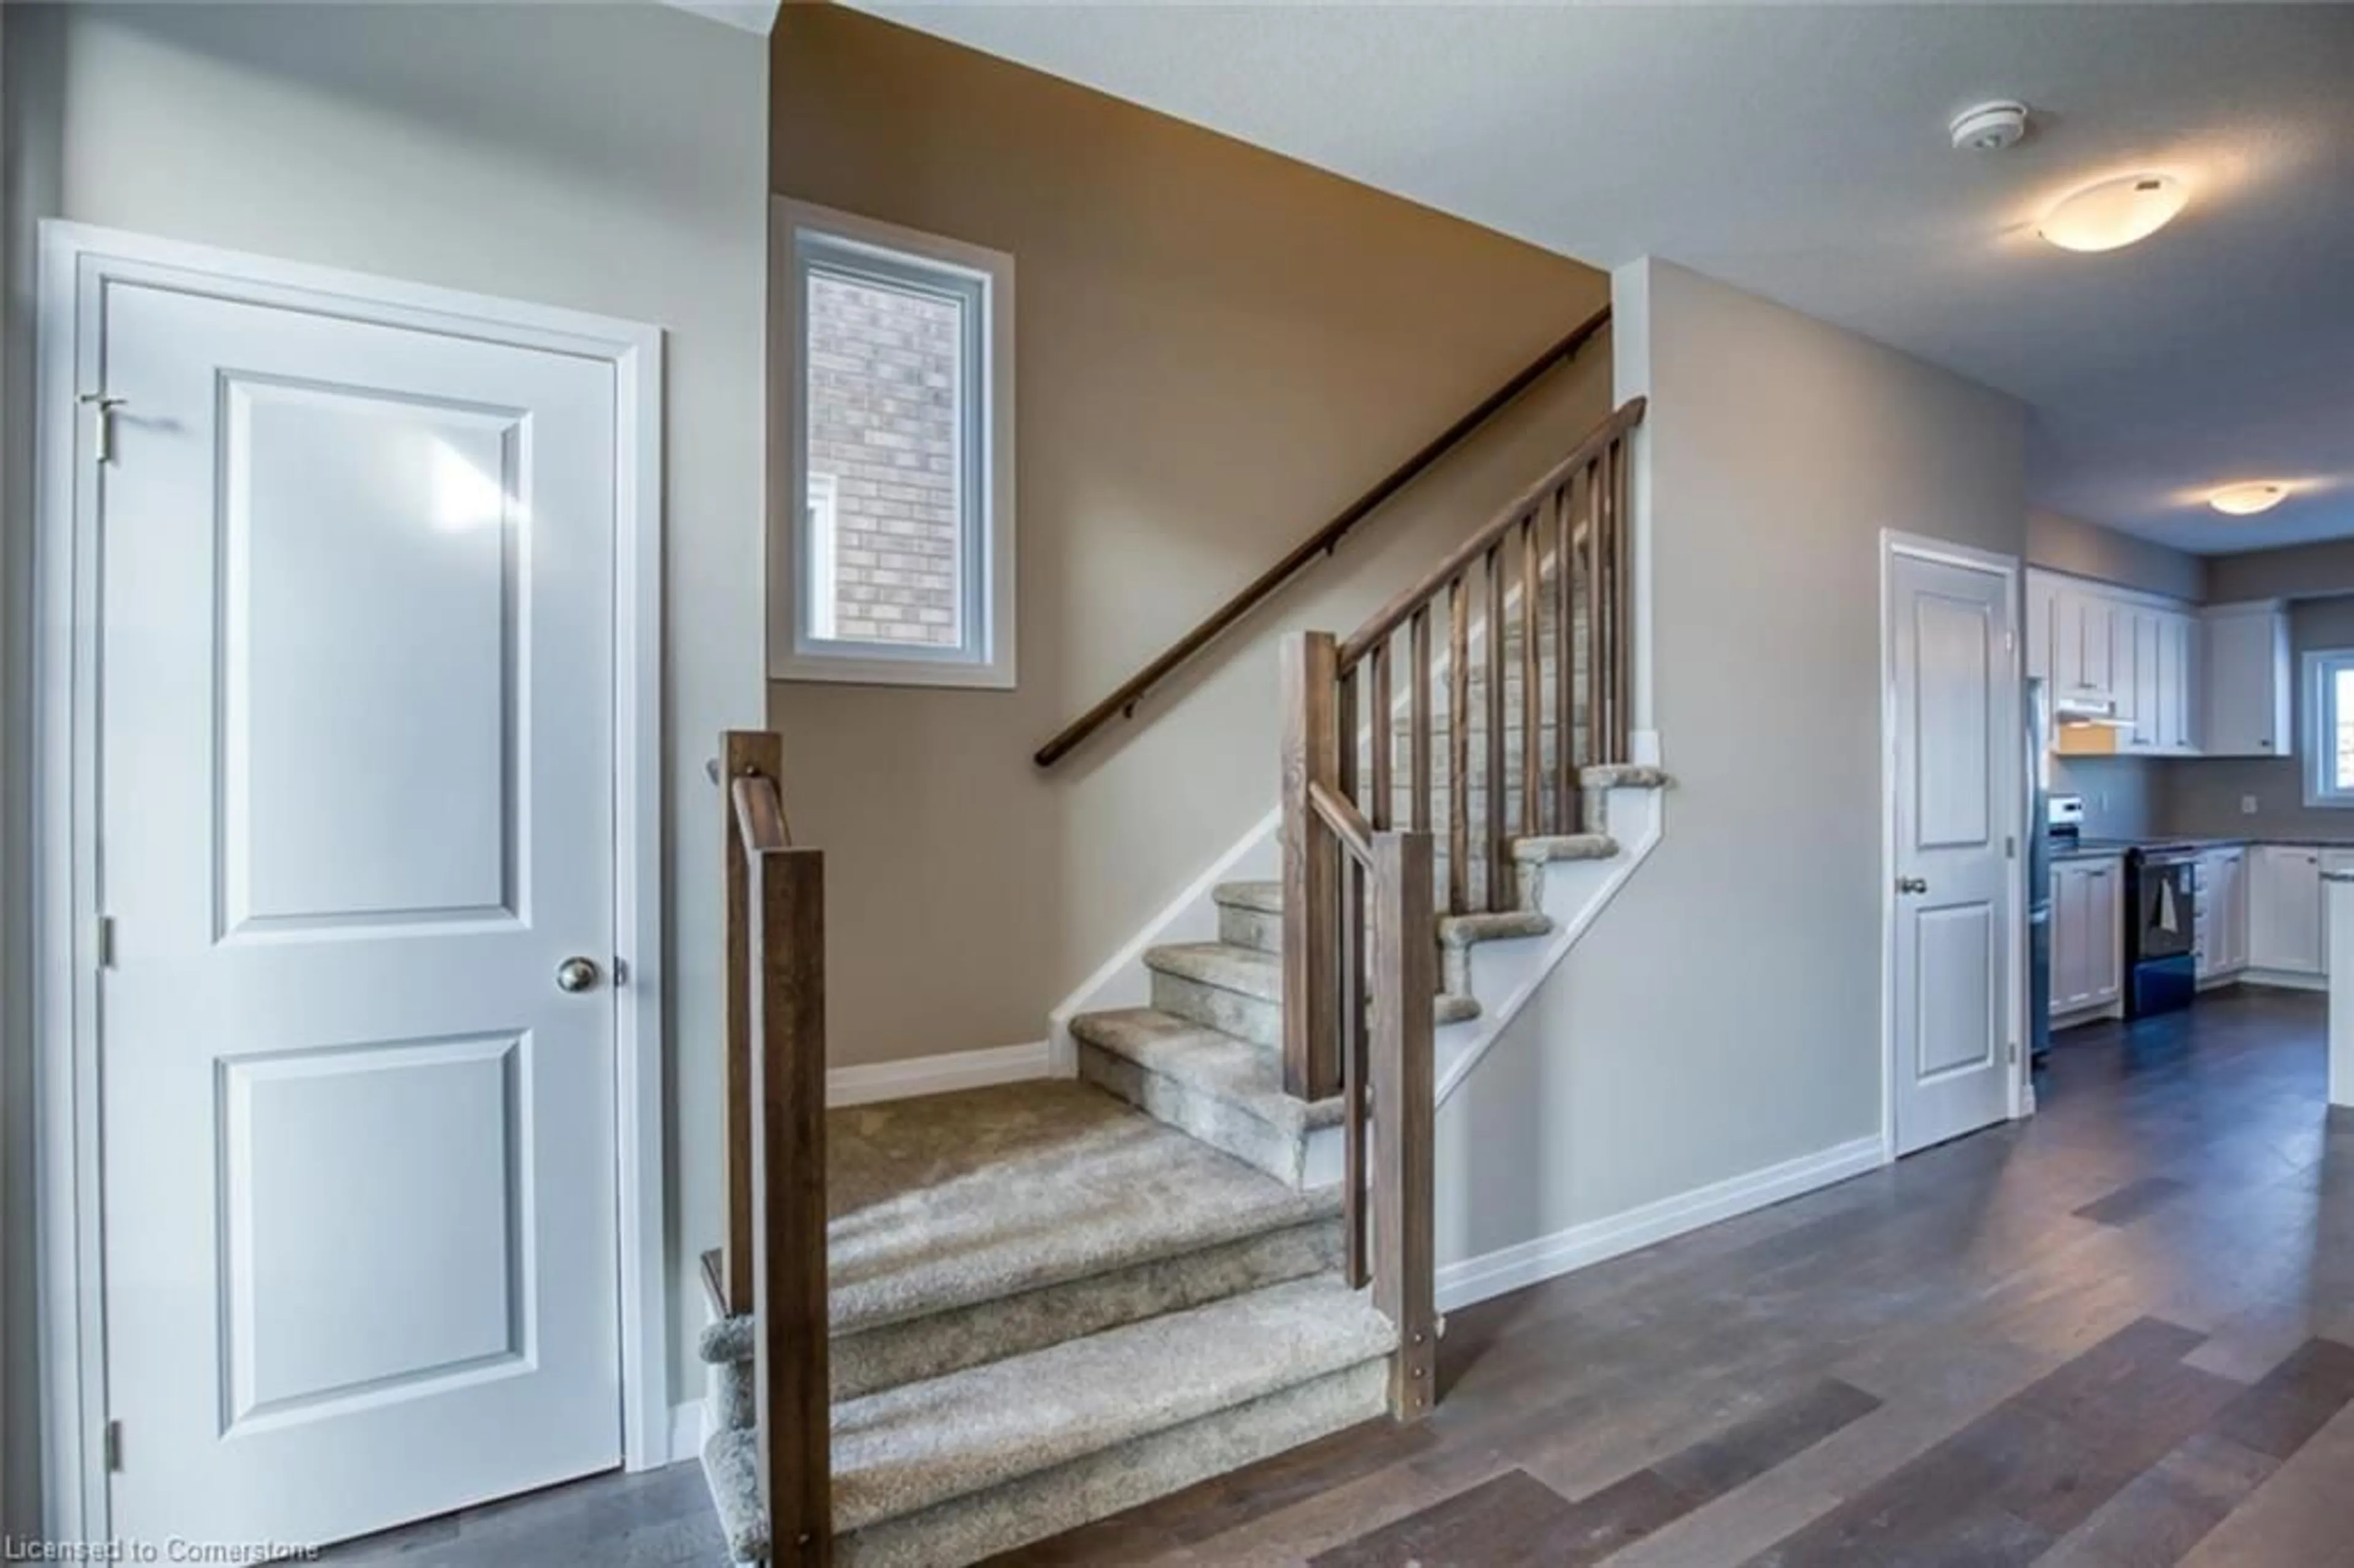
[664,1398,706,1467]
[1434,1134,1885,1312]
[2237,969,2326,994]
[826,1040,1051,1107]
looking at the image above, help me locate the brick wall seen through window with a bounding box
[804,271,963,647]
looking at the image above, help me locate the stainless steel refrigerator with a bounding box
[2025,676,2052,1065]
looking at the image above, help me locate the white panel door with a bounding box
[1890,551,2017,1156]
[94,277,622,1549]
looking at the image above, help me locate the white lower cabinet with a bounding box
[2195,847,2249,981]
[2051,856,2125,1017]
[2249,846,2325,976]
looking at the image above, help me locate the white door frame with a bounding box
[1878,529,2029,1163]
[32,222,670,1542]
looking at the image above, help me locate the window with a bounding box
[2304,649,2354,807]
[773,200,1016,687]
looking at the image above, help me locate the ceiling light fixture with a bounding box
[2039,173,2188,253]
[2208,482,2289,517]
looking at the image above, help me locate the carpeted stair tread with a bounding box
[756,1081,1337,1340]
[1145,940,1282,1002]
[1512,833,1620,862]
[1582,763,1670,789]
[703,1275,1393,1561]
[830,1274,1394,1536]
[1434,991,1480,1025]
[1214,880,1284,915]
[1072,1007,1346,1135]
[1437,910,1553,948]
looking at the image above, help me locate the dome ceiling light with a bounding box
[2208,482,2290,517]
[2040,173,2188,253]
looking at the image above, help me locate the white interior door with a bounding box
[91,271,623,1547]
[1889,547,2017,1157]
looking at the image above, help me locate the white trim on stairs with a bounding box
[827,1040,1052,1106]
[1434,1135,1886,1312]
[1045,809,1282,1077]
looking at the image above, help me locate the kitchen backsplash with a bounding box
[2050,755,2160,839]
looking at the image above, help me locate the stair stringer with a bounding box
[1049,731,1666,1132]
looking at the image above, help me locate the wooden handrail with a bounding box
[1034,305,1613,768]
[733,774,791,853]
[1338,395,1646,669]
[1308,779,1373,867]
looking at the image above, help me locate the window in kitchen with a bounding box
[772,200,1016,688]
[2303,649,2354,806]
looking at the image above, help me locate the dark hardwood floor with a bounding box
[322,986,2352,1567]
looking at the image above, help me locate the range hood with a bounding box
[2053,696,2133,729]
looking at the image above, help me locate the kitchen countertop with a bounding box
[2049,835,2354,862]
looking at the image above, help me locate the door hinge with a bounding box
[2008,1040,2021,1064]
[104,1420,124,1473]
[79,392,128,466]
[2006,835,2017,859]
[94,915,116,970]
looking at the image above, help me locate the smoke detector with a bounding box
[1950,101,2031,153]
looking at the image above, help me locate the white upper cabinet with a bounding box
[2027,570,2202,757]
[2201,601,2293,759]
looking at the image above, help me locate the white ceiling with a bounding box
[859,2,2354,557]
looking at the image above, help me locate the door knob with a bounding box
[555,956,603,994]
[1897,876,1930,895]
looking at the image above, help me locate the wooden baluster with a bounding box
[721,729,782,1317]
[1585,459,1605,788]
[748,843,831,1567]
[1279,632,1341,1101]
[1553,479,1577,835]
[1370,642,1393,832]
[1520,512,1542,844]
[1410,607,1433,839]
[1447,579,1469,915]
[1484,542,1508,911]
[1609,437,1632,763]
[1337,664,1366,1279]
[1369,829,1437,1420]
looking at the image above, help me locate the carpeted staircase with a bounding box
[697,757,1667,1567]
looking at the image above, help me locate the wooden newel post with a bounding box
[750,845,832,1565]
[1369,829,1437,1421]
[1281,631,1342,1102]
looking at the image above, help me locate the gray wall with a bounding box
[1435,259,2028,1262]
[2029,507,2206,603]
[1,0,768,1463]
[2208,538,2354,604]
[2051,755,2162,839]
[2167,593,2354,841]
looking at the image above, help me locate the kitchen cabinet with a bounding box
[2195,846,2249,981]
[2051,855,2125,1016]
[2201,601,2293,758]
[2028,571,2201,756]
[2249,845,2325,976]
[2031,576,2122,705]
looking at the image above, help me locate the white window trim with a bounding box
[2303,648,2354,807]
[806,471,840,642]
[771,198,1016,688]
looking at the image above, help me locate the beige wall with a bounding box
[4,0,767,1423]
[2029,507,2205,603]
[769,8,1613,1068]
[1438,259,2028,1263]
